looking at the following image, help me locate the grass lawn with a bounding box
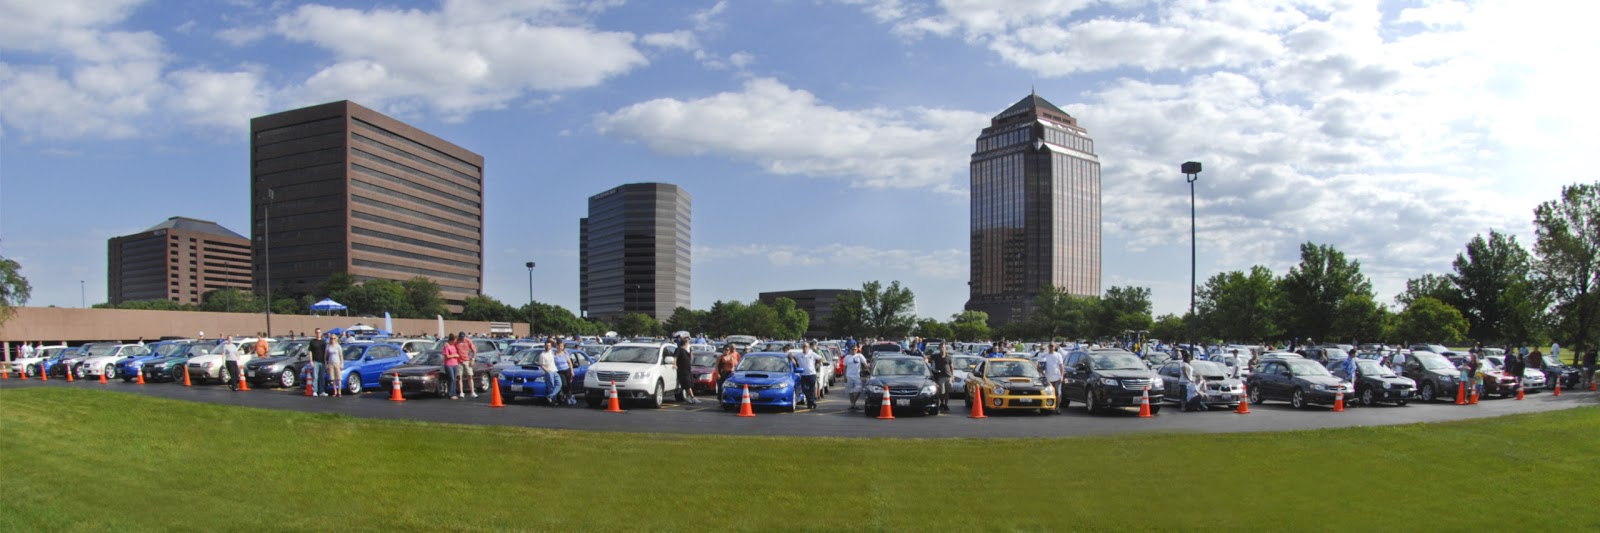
[2,388,1597,532]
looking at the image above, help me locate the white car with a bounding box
[950,355,981,398]
[582,342,681,408]
[10,345,67,375]
[185,338,273,383]
[78,343,152,379]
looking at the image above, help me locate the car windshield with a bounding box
[873,358,930,377]
[1356,360,1396,377]
[513,348,547,365]
[1543,355,1562,367]
[1482,357,1502,370]
[342,345,366,358]
[276,340,310,358]
[1287,360,1332,376]
[1416,352,1455,370]
[1146,352,1173,366]
[1191,361,1227,377]
[153,343,189,357]
[1091,352,1145,370]
[985,361,1040,378]
[737,356,790,373]
[186,344,217,356]
[691,353,718,367]
[412,352,446,366]
[952,357,979,371]
[85,344,117,356]
[599,346,659,364]
[1323,348,1349,361]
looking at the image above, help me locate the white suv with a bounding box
[582,342,682,408]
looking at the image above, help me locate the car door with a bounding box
[572,352,591,383]
[969,360,986,396]
[1158,362,1181,395]
[1063,353,1087,400]
[660,346,678,390]
[1261,362,1288,400]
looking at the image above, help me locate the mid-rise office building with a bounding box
[965,92,1102,327]
[249,100,485,311]
[757,289,860,339]
[580,183,691,320]
[108,217,253,305]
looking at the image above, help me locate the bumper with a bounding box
[983,392,1057,410]
[865,394,940,412]
[720,386,797,407]
[1097,389,1166,407]
[693,378,719,394]
[585,386,656,400]
[383,377,447,395]
[245,367,284,384]
[1364,387,1415,402]
[1303,389,1350,405]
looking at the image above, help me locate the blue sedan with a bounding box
[499,350,593,403]
[334,342,410,394]
[115,341,192,382]
[719,353,802,413]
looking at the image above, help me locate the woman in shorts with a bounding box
[325,333,344,397]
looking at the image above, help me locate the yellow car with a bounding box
[965,357,1057,413]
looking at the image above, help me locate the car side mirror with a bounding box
[664,356,676,365]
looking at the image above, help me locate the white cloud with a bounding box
[596,78,987,191]
[641,30,698,50]
[215,25,268,46]
[697,243,966,280]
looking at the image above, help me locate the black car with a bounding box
[379,351,493,398]
[862,355,941,416]
[244,339,313,388]
[1394,351,1464,403]
[1539,355,1582,390]
[1246,358,1350,409]
[1062,349,1164,414]
[1330,359,1415,406]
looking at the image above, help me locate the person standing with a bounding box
[442,334,461,399]
[673,338,697,404]
[715,344,740,398]
[308,329,327,396]
[1181,352,1207,412]
[537,341,560,405]
[789,345,819,409]
[1505,345,1524,389]
[843,345,867,410]
[1040,344,1065,414]
[1525,347,1543,384]
[928,343,954,412]
[552,341,575,406]
[254,337,269,361]
[220,337,242,391]
[325,334,343,397]
[456,333,478,398]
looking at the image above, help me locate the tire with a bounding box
[1291,388,1306,409]
[586,393,602,408]
[1420,382,1437,402]
[1085,389,1101,414]
[964,392,973,408]
[105,365,117,380]
[785,391,797,413]
[345,373,363,395]
[722,401,735,412]
[475,374,489,393]
[1360,388,1376,407]
[1248,385,1264,405]
[1149,405,1162,415]
[280,369,298,389]
[649,381,664,409]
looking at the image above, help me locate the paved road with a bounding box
[5,378,1595,438]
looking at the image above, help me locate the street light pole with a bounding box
[525,261,536,338]
[1182,161,1202,350]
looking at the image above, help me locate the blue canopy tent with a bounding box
[310,298,348,316]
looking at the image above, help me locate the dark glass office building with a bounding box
[250,100,485,312]
[108,217,253,305]
[580,183,691,321]
[965,93,1101,327]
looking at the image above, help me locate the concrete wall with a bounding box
[0,307,525,348]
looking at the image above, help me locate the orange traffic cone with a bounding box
[1235,384,1251,414]
[1455,382,1466,405]
[968,387,987,419]
[876,385,895,419]
[182,365,192,387]
[135,365,145,385]
[1589,379,1597,392]
[1516,381,1525,400]
[388,373,406,402]
[488,377,504,407]
[1553,379,1562,396]
[305,369,316,396]
[40,365,48,380]
[237,370,250,391]
[605,380,624,413]
[1333,389,1346,412]
[1469,386,1479,404]
[2,366,9,380]
[737,384,755,417]
[18,366,27,380]
[1138,386,1153,418]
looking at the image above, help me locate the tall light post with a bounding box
[1182,161,1202,350]
[525,261,536,338]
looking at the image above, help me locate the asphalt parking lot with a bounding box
[5,378,1594,438]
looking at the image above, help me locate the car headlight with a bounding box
[1099,378,1119,387]
[771,381,789,389]
[695,373,711,380]
[921,385,938,396]
[1149,379,1163,390]
[992,385,1005,396]
[1314,384,1328,391]
[867,384,884,394]
[632,371,650,379]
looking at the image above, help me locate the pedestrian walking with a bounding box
[671,338,697,404]
[325,334,343,397]
[1505,345,1524,388]
[1040,344,1064,414]
[442,334,461,399]
[553,342,575,405]
[844,345,867,410]
[716,344,740,397]
[222,337,243,391]
[308,329,327,395]
[456,333,478,398]
[928,343,954,412]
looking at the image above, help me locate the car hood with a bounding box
[691,364,716,374]
[728,372,794,386]
[1296,374,1344,387]
[870,375,934,388]
[589,362,655,373]
[1096,369,1157,380]
[500,365,549,377]
[391,364,445,377]
[1365,375,1413,386]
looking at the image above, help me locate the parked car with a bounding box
[41,347,85,378]
[687,351,721,394]
[1061,349,1164,414]
[243,339,313,388]
[718,352,803,412]
[10,345,67,375]
[949,355,981,399]
[1246,358,1351,409]
[380,350,494,398]
[582,342,681,408]
[115,340,191,382]
[332,342,411,394]
[185,338,275,384]
[76,343,150,380]
[498,350,592,403]
[1394,351,1466,402]
[1299,346,1350,369]
[145,342,215,382]
[1483,356,1547,392]
[430,337,506,366]
[963,357,1055,413]
[1330,358,1416,406]
[394,338,436,360]
[1539,354,1583,390]
[863,355,942,416]
[1156,360,1244,409]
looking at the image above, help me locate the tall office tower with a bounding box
[579,183,691,321]
[249,100,485,312]
[108,217,253,305]
[965,92,1101,327]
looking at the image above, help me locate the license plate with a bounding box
[247,371,256,377]
[1400,390,1410,396]
[895,399,909,406]
[1017,399,1037,405]
[1220,394,1235,401]
[510,385,523,392]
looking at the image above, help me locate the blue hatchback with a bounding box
[115,341,191,381]
[333,342,410,394]
[719,352,802,413]
[500,350,592,403]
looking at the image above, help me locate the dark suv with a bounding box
[1062,349,1164,414]
[1330,358,1414,406]
[1394,351,1463,402]
[862,356,941,416]
[1246,358,1350,409]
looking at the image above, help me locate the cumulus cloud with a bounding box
[596,77,987,191]
[697,243,966,280]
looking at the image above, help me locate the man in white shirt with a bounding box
[1041,345,1065,415]
[789,345,819,409]
[221,336,243,391]
[20,342,34,361]
[843,345,867,410]
[537,343,560,405]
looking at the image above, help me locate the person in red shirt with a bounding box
[455,332,478,398]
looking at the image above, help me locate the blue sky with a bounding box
[3,0,1597,322]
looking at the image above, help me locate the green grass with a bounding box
[2,389,1597,532]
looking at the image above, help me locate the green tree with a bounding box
[836,281,916,339]
[520,302,593,336]
[315,272,356,299]
[1532,182,1600,363]
[1031,285,1096,339]
[1278,242,1374,343]
[1396,273,1458,308]
[0,255,29,329]
[771,298,810,340]
[270,297,300,316]
[1196,266,1282,342]
[1450,230,1537,344]
[1397,297,1469,345]
[1331,293,1386,343]
[334,279,409,317]
[96,299,196,311]
[706,300,744,337]
[199,288,263,313]
[915,318,954,340]
[663,307,705,336]
[742,302,782,338]
[460,295,518,322]
[1094,286,1154,338]
[401,276,448,319]
[948,310,991,341]
[1149,313,1188,344]
[828,294,866,339]
[616,312,661,337]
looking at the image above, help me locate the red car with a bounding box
[690,351,721,394]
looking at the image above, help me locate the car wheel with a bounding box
[1420,382,1437,402]
[1149,405,1161,415]
[475,374,489,393]
[722,401,735,412]
[346,374,363,395]
[649,381,664,409]
[1085,390,1100,413]
[105,365,118,380]
[1291,388,1306,409]
[1360,388,1375,407]
[963,391,973,408]
[280,370,298,389]
[1248,385,1264,405]
[785,391,797,413]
